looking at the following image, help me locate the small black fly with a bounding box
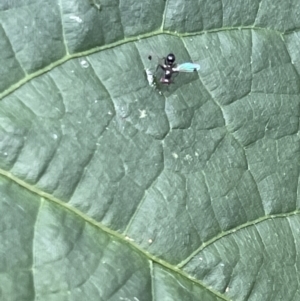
[148,53,200,85]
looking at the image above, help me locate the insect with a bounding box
[148,53,200,85]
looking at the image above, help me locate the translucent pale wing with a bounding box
[173,63,200,72]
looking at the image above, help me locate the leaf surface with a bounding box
[1,0,300,300]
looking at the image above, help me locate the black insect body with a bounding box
[160,68,173,84]
[157,53,177,85]
[164,53,176,67]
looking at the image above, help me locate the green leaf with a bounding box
[1,0,300,300]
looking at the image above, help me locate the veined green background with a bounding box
[1,0,300,300]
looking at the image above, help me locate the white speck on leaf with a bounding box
[53,134,58,140]
[69,15,83,23]
[139,109,147,118]
[172,152,178,159]
[184,154,192,162]
[145,68,155,86]
[80,59,89,68]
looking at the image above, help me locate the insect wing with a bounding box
[173,62,200,73]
